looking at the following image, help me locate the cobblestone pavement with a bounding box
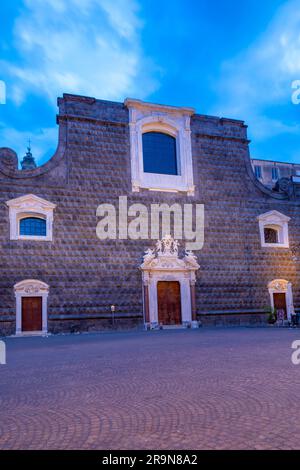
[1,328,300,450]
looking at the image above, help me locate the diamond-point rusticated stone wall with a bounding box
[1,93,300,335]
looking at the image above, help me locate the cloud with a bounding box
[0,0,161,165]
[0,123,58,166]
[3,0,160,106]
[210,0,300,141]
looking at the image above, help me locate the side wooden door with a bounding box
[22,297,42,331]
[273,293,287,319]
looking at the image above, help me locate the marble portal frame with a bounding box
[14,279,49,335]
[141,235,199,329]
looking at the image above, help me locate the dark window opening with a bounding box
[142,131,178,175]
[254,165,262,179]
[20,217,47,236]
[264,227,278,244]
[272,167,279,181]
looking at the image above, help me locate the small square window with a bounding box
[258,210,290,248]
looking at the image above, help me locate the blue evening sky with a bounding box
[0,0,299,166]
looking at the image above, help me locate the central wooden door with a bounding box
[157,281,181,325]
[22,297,42,331]
[273,293,287,319]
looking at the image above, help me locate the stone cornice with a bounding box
[193,132,250,144]
[57,113,127,128]
[125,98,195,116]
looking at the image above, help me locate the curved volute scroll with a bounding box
[0,148,18,171]
[244,147,290,200]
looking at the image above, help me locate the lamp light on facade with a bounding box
[111,305,116,328]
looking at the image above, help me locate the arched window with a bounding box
[6,194,56,241]
[126,99,195,194]
[19,217,46,236]
[142,132,178,175]
[264,226,279,244]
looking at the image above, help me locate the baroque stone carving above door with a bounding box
[141,234,199,276]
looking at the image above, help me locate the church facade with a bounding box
[0,93,300,336]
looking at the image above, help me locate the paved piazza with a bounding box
[1,328,300,450]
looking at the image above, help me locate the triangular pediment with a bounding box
[257,210,290,223]
[6,194,56,210]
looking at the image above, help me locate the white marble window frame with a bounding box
[6,194,56,241]
[257,210,290,248]
[125,99,195,195]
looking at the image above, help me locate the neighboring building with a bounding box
[251,158,300,189]
[1,93,300,336]
[20,143,37,171]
